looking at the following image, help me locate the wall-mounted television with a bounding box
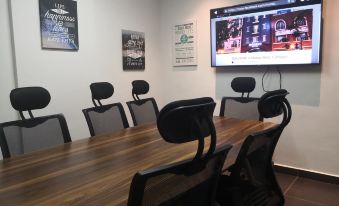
[210,0,322,67]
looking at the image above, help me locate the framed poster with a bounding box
[122,30,145,71]
[39,0,79,50]
[173,20,197,67]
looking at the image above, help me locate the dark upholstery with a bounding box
[231,77,256,95]
[128,97,233,206]
[132,80,149,97]
[157,97,217,160]
[217,89,292,206]
[90,82,114,100]
[128,146,231,206]
[90,82,114,107]
[83,82,129,136]
[258,89,287,119]
[157,97,215,144]
[10,87,51,119]
[127,80,159,126]
[220,77,262,121]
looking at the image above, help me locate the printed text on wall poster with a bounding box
[173,20,197,67]
[39,0,79,50]
[122,30,145,71]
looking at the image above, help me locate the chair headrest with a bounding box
[157,97,216,144]
[10,87,51,111]
[258,89,289,118]
[132,80,149,95]
[231,77,256,94]
[90,82,114,100]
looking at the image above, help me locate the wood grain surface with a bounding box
[0,117,276,206]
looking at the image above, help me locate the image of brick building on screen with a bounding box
[215,18,243,54]
[241,14,273,53]
[271,9,313,51]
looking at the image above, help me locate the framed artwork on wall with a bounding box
[173,20,197,67]
[39,0,79,50]
[122,30,145,71]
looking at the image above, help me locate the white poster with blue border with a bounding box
[39,0,79,50]
[173,20,197,67]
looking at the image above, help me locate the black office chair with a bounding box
[0,87,71,159]
[128,97,232,206]
[82,82,129,137]
[220,77,262,121]
[126,80,159,126]
[217,89,292,206]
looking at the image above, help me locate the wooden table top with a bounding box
[0,117,275,206]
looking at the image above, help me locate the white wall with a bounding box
[0,0,17,160]
[0,0,17,123]
[275,0,339,176]
[9,0,162,140]
[158,0,339,176]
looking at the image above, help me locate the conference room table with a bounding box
[0,117,275,206]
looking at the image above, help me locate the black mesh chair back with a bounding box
[126,80,159,126]
[82,82,129,136]
[0,115,71,158]
[220,77,262,121]
[220,97,261,120]
[128,146,231,206]
[0,87,71,158]
[128,97,233,206]
[217,89,292,206]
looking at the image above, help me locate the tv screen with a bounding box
[210,0,322,67]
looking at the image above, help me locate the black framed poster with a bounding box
[122,30,145,70]
[39,0,79,50]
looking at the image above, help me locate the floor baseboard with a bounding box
[274,164,339,185]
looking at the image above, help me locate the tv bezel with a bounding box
[210,0,323,68]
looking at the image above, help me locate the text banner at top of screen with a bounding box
[210,0,322,19]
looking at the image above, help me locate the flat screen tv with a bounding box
[210,0,322,67]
